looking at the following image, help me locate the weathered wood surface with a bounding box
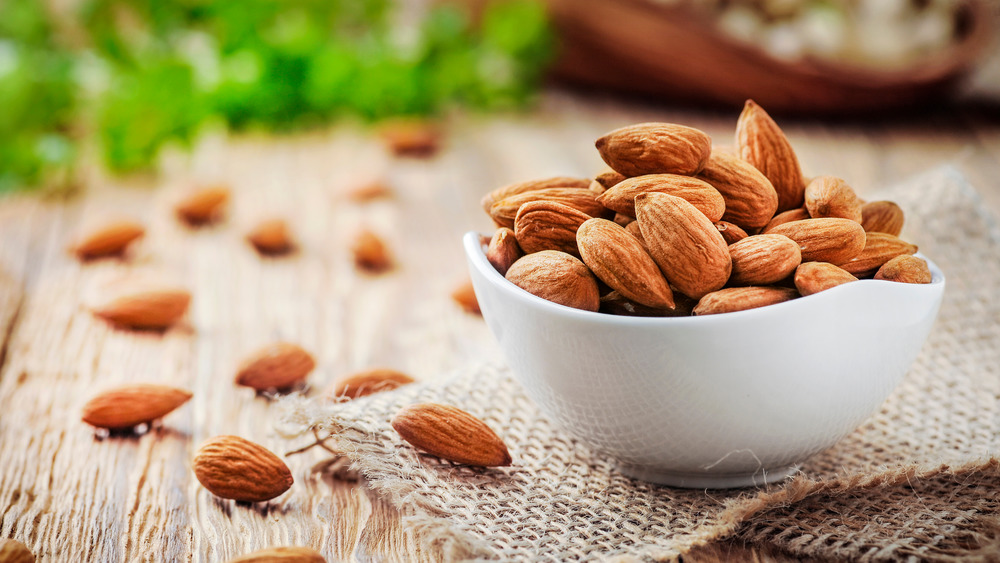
[1,90,999,562]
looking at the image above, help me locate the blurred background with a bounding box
[1,0,998,193]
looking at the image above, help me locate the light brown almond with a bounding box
[327,368,415,401]
[576,218,674,309]
[346,178,392,202]
[451,277,481,315]
[0,539,33,563]
[504,250,600,312]
[514,200,592,255]
[804,176,863,222]
[93,286,191,330]
[596,123,712,177]
[235,342,316,391]
[588,180,607,195]
[486,228,523,276]
[73,220,145,260]
[82,384,192,430]
[838,232,918,276]
[612,213,633,227]
[715,221,749,245]
[693,286,799,315]
[763,208,810,233]
[861,200,905,236]
[226,547,325,563]
[247,219,294,255]
[729,234,802,285]
[481,177,592,213]
[794,262,858,296]
[874,255,932,284]
[696,150,778,229]
[766,218,866,264]
[596,174,725,221]
[352,229,393,272]
[176,185,230,225]
[635,192,731,299]
[193,436,293,502]
[489,188,607,229]
[391,403,512,467]
[594,168,627,191]
[378,119,440,157]
[736,100,804,213]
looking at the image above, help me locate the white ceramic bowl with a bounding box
[464,232,945,488]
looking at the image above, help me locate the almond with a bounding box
[766,218,866,264]
[247,219,294,255]
[451,277,481,314]
[391,403,512,467]
[486,228,523,276]
[514,200,592,255]
[596,174,725,221]
[763,208,810,233]
[838,232,918,276]
[596,123,712,177]
[227,547,325,563]
[804,176,862,222]
[594,168,627,191]
[235,342,316,391]
[481,177,592,214]
[504,250,600,312]
[346,178,392,202]
[729,234,801,285]
[378,119,440,157]
[635,192,731,299]
[794,262,858,296]
[696,150,778,229]
[736,100,804,213]
[588,180,607,195]
[72,220,145,260]
[625,220,646,247]
[0,539,33,563]
[352,228,392,272]
[176,185,230,225]
[599,290,694,317]
[327,368,415,401]
[82,384,192,430]
[715,221,749,245]
[489,188,606,229]
[861,200,905,236]
[874,255,932,284]
[93,286,191,330]
[693,286,799,316]
[576,218,674,309]
[193,436,293,502]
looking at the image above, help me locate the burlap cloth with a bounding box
[282,166,1000,562]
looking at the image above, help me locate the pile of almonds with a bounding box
[483,100,932,316]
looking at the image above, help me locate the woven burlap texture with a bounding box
[283,166,1000,562]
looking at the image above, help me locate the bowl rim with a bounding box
[464,230,946,326]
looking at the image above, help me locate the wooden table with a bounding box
[1,86,999,562]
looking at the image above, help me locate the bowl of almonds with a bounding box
[464,101,945,488]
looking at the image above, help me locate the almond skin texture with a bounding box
[736,100,804,213]
[451,278,481,314]
[794,262,859,296]
[0,539,34,563]
[693,286,799,315]
[504,251,600,312]
[635,192,732,299]
[576,218,674,309]
[729,234,802,285]
[82,384,192,430]
[227,547,325,563]
[73,220,145,260]
[514,200,592,255]
[861,200,905,236]
[93,287,191,330]
[763,208,810,233]
[489,188,607,229]
[236,342,316,391]
[327,368,415,401]
[391,403,512,467]
[838,232,918,276]
[596,123,712,177]
[696,150,779,229]
[766,218,866,264]
[481,177,591,213]
[176,185,230,225]
[193,436,293,502]
[596,174,725,221]
[804,176,863,222]
[874,255,932,284]
[486,228,523,276]
[352,229,393,272]
[715,221,749,245]
[247,219,294,255]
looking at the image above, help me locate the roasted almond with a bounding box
[763,208,810,233]
[838,232,918,276]
[514,200,592,255]
[696,150,778,229]
[0,539,33,563]
[715,221,749,245]
[481,177,592,213]
[235,342,316,391]
[327,368,415,401]
[804,176,863,222]
[596,174,725,221]
[227,547,325,563]
[766,218,866,264]
[861,200,905,236]
[352,228,393,272]
[693,286,798,315]
[82,384,192,430]
[577,218,674,309]
[736,100,804,213]
[486,227,523,276]
[93,286,191,330]
[874,255,932,284]
[635,192,731,299]
[73,220,145,260]
[489,187,606,229]
[391,403,512,467]
[596,123,712,177]
[794,262,858,296]
[505,250,600,312]
[247,219,294,255]
[729,234,802,285]
[176,185,230,225]
[451,277,481,315]
[193,436,293,502]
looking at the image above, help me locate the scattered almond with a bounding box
[861,200,905,235]
[193,436,293,502]
[577,218,674,309]
[247,219,294,255]
[874,255,932,284]
[505,251,600,312]
[514,200,592,255]
[794,262,859,296]
[82,384,192,430]
[486,228,523,276]
[736,100,804,213]
[696,150,778,229]
[176,185,230,225]
[0,538,34,563]
[729,234,802,285]
[72,220,145,260]
[693,286,799,316]
[766,218,866,264]
[596,123,712,177]
[391,403,512,467]
[352,229,393,272]
[92,285,191,330]
[378,119,441,157]
[226,547,325,563]
[327,368,415,401]
[596,174,725,221]
[838,232,918,276]
[235,342,316,391]
[451,278,481,314]
[346,178,393,202]
[804,176,863,222]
